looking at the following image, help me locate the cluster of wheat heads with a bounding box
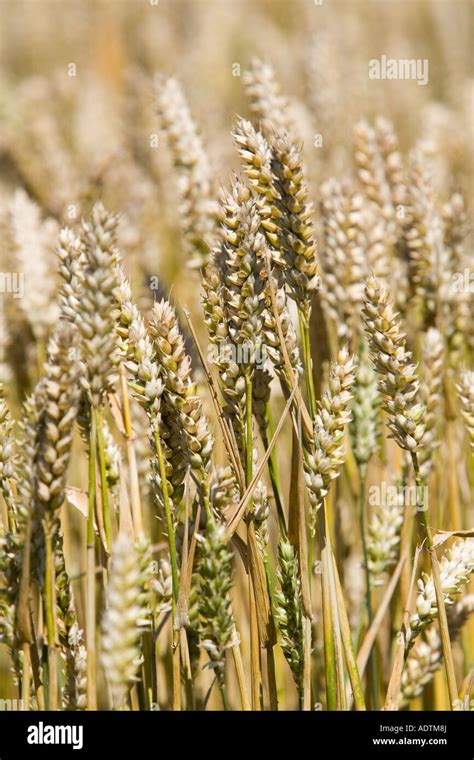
[0,58,473,712]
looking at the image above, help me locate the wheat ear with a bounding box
[101,533,150,709]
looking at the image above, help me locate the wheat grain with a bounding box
[197,520,236,688]
[0,388,18,523]
[268,131,320,315]
[74,203,121,408]
[349,346,379,467]
[154,74,216,268]
[353,120,395,225]
[9,188,59,341]
[304,347,356,532]
[403,149,449,328]
[442,192,470,361]
[34,321,81,515]
[149,298,213,482]
[374,117,406,209]
[456,370,474,450]
[362,275,425,453]
[243,58,292,138]
[101,533,150,708]
[401,594,474,707]
[320,178,366,347]
[56,228,86,323]
[367,484,404,583]
[274,539,304,693]
[406,539,474,649]
[419,328,444,478]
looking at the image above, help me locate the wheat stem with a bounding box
[231,643,250,710]
[411,453,459,708]
[331,550,366,710]
[43,526,58,710]
[86,411,97,710]
[120,367,143,536]
[261,414,286,534]
[318,504,337,710]
[96,405,113,553]
[358,466,379,708]
[152,426,180,709]
[299,313,317,417]
[21,643,31,710]
[244,367,262,708]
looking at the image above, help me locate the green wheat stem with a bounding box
[299,311,316,417]
[245,368,253,488]
[86,410,98,710]
[220,683,230,710]
[262,407,287,535]
[153,427,179,610]
[95,404,113,552]
[318,502,337,710]
[298,316,317,703]
[358,465,379,709]
[202,479,212,524]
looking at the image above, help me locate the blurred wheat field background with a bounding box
[0,0,473,712]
